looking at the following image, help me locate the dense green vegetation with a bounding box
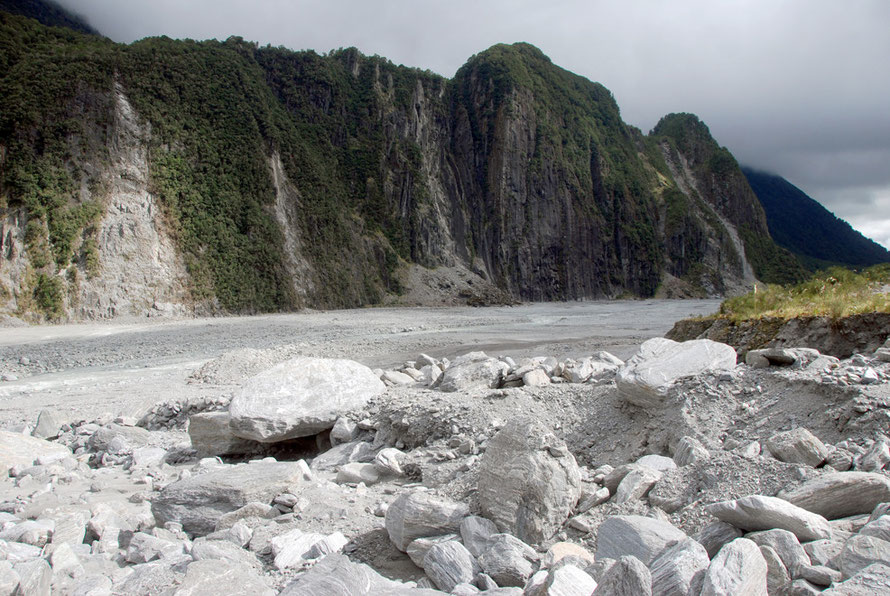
[0,14,834,316]
[651,113,807,286]
[717,264,890,320]
[742,167,890,270]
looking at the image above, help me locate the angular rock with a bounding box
[423,540,480,592]
[522,368,551,387]
[595,515,688,566]
[615,338,737,408]
[857,438,890,472]
[860,515,890,542]
[803,538,845,569]
[152,461,308,535]
[545,564,598,596]
[385,491,469,552]
[636,454,677,472]
[382,370,415,386]
[32,409,65,440]
[0,430,71,473]
[476,418,581,544]
[592,555,651,596]
[649,537,710,596]
[798,563,842,586]
[126,531,186,563]
[310,440,375,471]
[477,533,538,588]
[438,352,509,392]
[822,562,890,595]
[215,502,276,531]
[778,472,890,519]
[460,516,498,558]
[746,529,810,576]
[336,462,381,485]
[271,529,326,569]
[191,537,261,570]
[279,553,433,596]
[759,545,791,595]
[707,495,832,542]
[114,561,184,595]
[406,534,457,568]
[330,417,358,445]
[188,412,262,457]
[88,423,151,454]
[374,448,405,476]
[540,542,596,570]
[836,534,890,579]
[174,559,276,596]
[766,428,829,467]
[701,538,768,596]
[13,559,51,596]
[0,562,18,596]
[228,357,386,442]
[614,465,662,504]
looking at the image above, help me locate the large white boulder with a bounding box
[228,357,386,442]
[477,418,581,544]
[616,338,737,408]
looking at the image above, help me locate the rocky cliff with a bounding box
[0,14,804,320]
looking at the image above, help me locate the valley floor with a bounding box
[0,300,720,427]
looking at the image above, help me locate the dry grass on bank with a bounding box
[716,264,890,321]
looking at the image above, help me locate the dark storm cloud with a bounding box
[58,0,890,248]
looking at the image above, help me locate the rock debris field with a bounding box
[2,301,890,595]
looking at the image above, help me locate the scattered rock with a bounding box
[700,538,768,596]
[777,472,890,519]
[595,515,688,566]
[384,491,469,552]
[707,495,832,542]
[765,428,829,467]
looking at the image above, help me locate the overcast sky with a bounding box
[58,0,890,249]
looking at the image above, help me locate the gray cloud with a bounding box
[58,0,890,249]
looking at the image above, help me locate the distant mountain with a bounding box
[742,167,890,270]
[0,0,98,35]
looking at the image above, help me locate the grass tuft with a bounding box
[716,264,890,321]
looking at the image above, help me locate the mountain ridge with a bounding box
[0,14,808,320]
[742,166,890,270]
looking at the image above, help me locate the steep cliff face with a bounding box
[0,15,802,320]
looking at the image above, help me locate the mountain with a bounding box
[0,0,97,35]
[0,13,806,320]
[742,167,890,270]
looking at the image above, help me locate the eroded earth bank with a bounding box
[2,300,890,595]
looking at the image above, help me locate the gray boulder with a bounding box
[460,515,499,558]
[88,423,151,454]
[778,472,890,519]
[279,553,438,596]
[649,538,710,596]
[765,428,829,467]
[151,461,308,535]
[477,533,539,587]
[406,534,458,568]
[229,357,385,442]
[423,540,480,592]
[694,521,744,559]
[188,412,263,457]
[822,562,890,595]
[174,559,276,596]
[593,555,651,596]
[616,338,737,408]
[595,515,688,566]
[542,564,598,596]
[701,538,768,596]
[836,535,890,579]
[759,545,791,595]
[673,436,710,467]
[438,352,509,392]
[746,529,811,575]
[385,491,469,552]
[476,418,581,544]
[32,409,65,440]
[0,430,71,473]
[706,495,832,542]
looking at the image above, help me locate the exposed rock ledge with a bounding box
[666,312,890,359]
